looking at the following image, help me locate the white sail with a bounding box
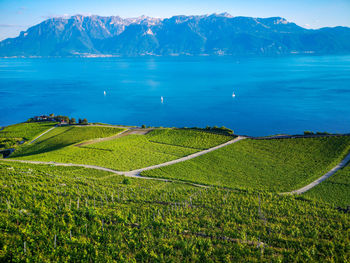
[161,96,164,103]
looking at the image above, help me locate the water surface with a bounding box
[0,55,349,136]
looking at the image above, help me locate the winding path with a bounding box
[75,128,152,147]
[124,136,245,176]
[2,132,350,194]
[283,152,350,195]
[1,136,245,188]
[29,127,57,144]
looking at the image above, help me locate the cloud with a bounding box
[41,14,71,20]
[16,7,27,15]
[0,24,27,28]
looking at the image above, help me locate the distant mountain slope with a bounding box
[1,13,350,57]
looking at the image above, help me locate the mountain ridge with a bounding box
[1,13,350,57]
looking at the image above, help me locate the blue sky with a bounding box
[0,0,349,40]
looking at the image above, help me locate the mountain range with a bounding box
[1,13,350,57]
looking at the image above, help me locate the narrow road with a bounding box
[283,152,350,195]
[3,133,349,194]
[75,128,152,147]
[124,136,246,177]
[0,159,209,188]
[29,127,56,144]
[1,136,245,188]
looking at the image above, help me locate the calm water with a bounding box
[0,55,350,136]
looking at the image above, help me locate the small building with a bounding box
[58,120,68,126]
[33,115,55,122]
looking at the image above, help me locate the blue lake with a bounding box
[0,55,350,136]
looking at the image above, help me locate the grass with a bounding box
[303,163,350,208]
[11,128,232,171]
[0,138,22,150]
[0,122,57,150]
[11,126,125,158]
[146,128,234,149]
[141,136,350,192]
[0,161,349,262]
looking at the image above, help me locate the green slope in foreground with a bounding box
[141,137,350,192]
[11,126,125,158]
[0,122,57,150]
[303,163,350,208]
[0,161,349,262]
[11,128,232,171]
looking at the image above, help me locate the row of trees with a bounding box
[51,114,88,125]
[28,114,88,125]
[67,118,88,125]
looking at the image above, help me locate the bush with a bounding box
[141,125,146,129]
[316,132,330,135]
[122,178,131,185]
[304,131,314,135]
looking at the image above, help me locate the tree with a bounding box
[78,118,82,124]
[69,118,76,125]
[82,118,88,125]
[49,113,55,117]
[141,124,146,129]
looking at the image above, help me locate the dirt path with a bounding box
[29,127,56,144]
[283,152,350,195]
[0,159,210,188]
[75,128,153,147]
[124,136,246,177]
[4,133,349,194]
[1,136,245,188]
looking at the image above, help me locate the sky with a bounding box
[0,0,350,40]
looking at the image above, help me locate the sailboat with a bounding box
[161,96,164,103]
[232,92,236,98]
[104,91,106,96]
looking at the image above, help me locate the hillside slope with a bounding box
[1,14,350,57]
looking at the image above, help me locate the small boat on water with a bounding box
[232,92,236,98]
[104,91,106,96]
[161,96,164,103]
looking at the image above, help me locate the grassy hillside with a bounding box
[141,137,350,192]
[11,128,232,171]
[303,164,350,208]
[0,122,57,150]
[11,126,125,158]
[146,128,234,149]
[0,161,349,262]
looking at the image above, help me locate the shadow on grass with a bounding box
[11,127,78,158]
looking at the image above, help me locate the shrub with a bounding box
[122,178,131,185]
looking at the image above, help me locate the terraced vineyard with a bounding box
[0,122,57,150]
[0,161,349,262]
[141,137,350,192]
[11,128,232,171]
[11,126,125,158]
[303,164,350,208]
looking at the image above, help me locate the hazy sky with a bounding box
[0,0,349,40]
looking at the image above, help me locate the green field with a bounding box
[0,161,349,262]
[0,122,57,149]
[303,163,350,208]
[146,128,234,149]
[11,126,125,158]
[141,137,350,192]
[11,128,232,171]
